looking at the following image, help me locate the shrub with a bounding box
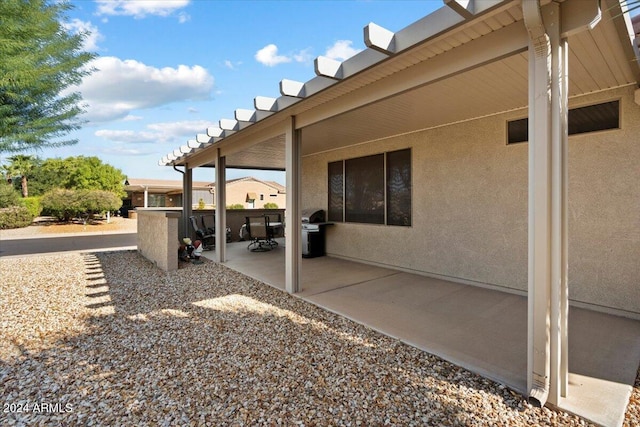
[41,189,80,221]
[263,202,279,209]
[227,204,245,209]
[0,182,20,208]
[20,196,42,218]
[42,189,123,221]
[78,189,122,217]
[0,206,33,229]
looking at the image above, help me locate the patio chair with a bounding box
[201,214,232,243]
[201,214,215,235]
[189,216,215,250]
[245,215,277,252]
[264,212,284,240]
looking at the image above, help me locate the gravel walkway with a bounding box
[1,251,638,426]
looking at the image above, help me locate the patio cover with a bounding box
[158,0,640,416]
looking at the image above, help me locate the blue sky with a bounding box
[32,0,443,184]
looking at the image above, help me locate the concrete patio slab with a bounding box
[203,242,640,426]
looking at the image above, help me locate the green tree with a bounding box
[24,156,126,197]
[60,156,126,196]
[0,0,95,153]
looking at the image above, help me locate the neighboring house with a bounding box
[124,178,213,209]
[223,177,286,208]
[157,0,639,411]
[124,177,285,209]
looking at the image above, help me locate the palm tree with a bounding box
[1,155,39,198]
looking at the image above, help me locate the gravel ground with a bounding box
[1,251,638,426]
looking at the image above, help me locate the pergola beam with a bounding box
[254,95,299,112]
[364,22,396,54]
[280,79,306,98]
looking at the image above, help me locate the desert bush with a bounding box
[0,206,33,229]
[263,202,279,209]
[42,189,123,221]
[227,204,245,209]
[20,196,42,218]
[0,182,20,208]
[41,189,80,221]
[79,189,122,217]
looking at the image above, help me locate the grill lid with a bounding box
[301,208,325,223]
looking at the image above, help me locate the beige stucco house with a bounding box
[223,177,286,208]
[155,0,639,414]
[124,177,285,210]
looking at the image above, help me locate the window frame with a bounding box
[328,148,411,227]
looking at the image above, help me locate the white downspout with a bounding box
[524,0,570,407]
[524,0,550,408]
[143,186,149,208]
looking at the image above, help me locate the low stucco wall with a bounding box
[302,85,639,318]
[137,210,181,271]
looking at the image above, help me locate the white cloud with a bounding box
[95,129,158,143]
[95,120,215,144]
[99,145,152,156]
[177,11,190,23]
[255,44,291,67]
[224,59,243,70]
[325,40,361,61]
[146,120,213,138]
[123,114,143,121]
[293,48,313,64]
[63,19,103,51]
[95,0,191,19]
[76,56,214,122]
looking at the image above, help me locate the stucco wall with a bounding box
[137,210,181,271]
[302,85,639,317]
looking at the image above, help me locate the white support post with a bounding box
[548,4,569,404]
[525,0,569,407]
[143,186,149,208]
[215,149,226,263]
[285,116,301,294]
[183,166,193,241]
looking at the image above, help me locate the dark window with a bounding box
[328,149,411,226]
[507,100,620,144]
[508,118,528,144]
[328,161,344,222]
[345,154,385,224]
[568,101,619,134]
[387,149,412,226]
